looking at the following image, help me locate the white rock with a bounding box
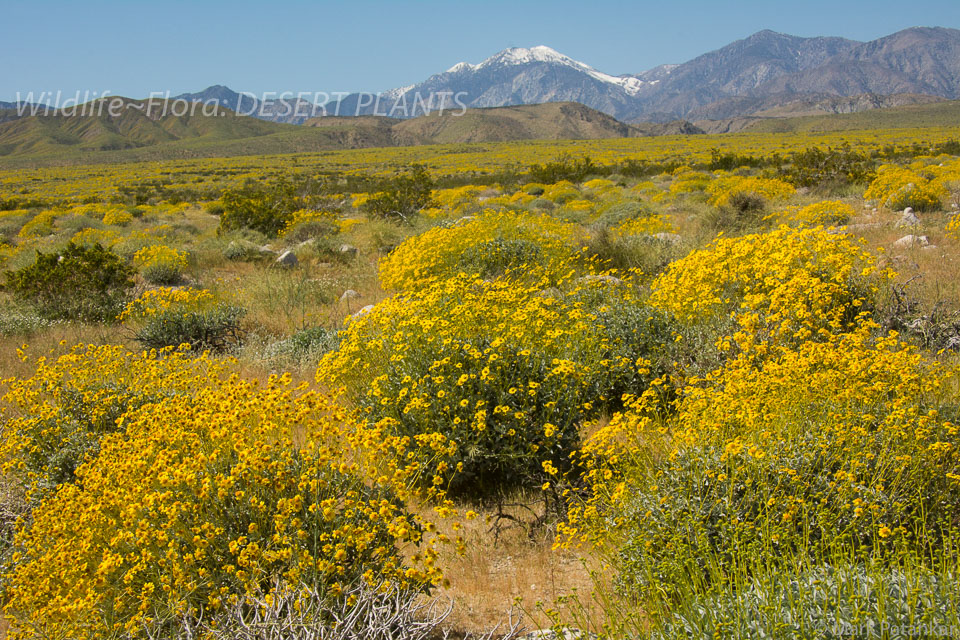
[276,251,298,267]
[349,304,375,320]
[896,210,921,227]
[339,289,360,301]
[892,235,929,248]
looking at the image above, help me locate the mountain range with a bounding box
[337,26,960,123]
[169,26,960,125]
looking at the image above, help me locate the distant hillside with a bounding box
[0,101,696,163]
[0,98,295,157]
[305,103,704,145]
[697,98,960,134]
[394,102,665,143]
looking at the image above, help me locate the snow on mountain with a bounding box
[444,45,648,96]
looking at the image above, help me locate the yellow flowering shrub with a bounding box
[431,185,485,215]
[771,200,856,226]
[133,244,188,285]
[563,199,596,213]
[649,226,884,349]
[563,326,960,605]
[582,178,616,192]
[71,227,121,248]
[378,210,582,291]
[542,181,581,204]
[706,175,796,208]
[608,214,675,239]
[864,164,947,211]
[17,211,58,239]
[318,275,673,502]
[119,288,245,352]
[2,349,443,639]
[279,209,339,238]
[102,209,134,226]
[0,344,225,496]
[668,169,713,195]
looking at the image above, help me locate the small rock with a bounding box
[339,289,360,301]
[296,238,316,250]
[892,235,929,248]
[652,232,682,245]
[896,210,921,227]
[339,244,359,258]
[350,304,375,320]
[276,251,298,267]
[922,244,938,251]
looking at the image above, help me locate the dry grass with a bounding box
[420,496,609,637]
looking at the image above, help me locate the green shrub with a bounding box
[703,190,768,232]
[120,288,246,353]
[593,200,654,228]
[263,326,342,365]
[585,229,680,276]
[529,198,555,211]
[141,261,183,285]
[2,242,135,322]
[779,145,875,189]
[528,155,596,184]
[457,238,546,279]
[364,165,434,222]
[650,564,960,640]
[218,178,301,237]
[131,303,245,353]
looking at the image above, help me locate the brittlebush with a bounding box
[318,274,673,502]
[562,326,960,606]
[378,210,583,291]
[1,346,445,639]
[649,226,886,351]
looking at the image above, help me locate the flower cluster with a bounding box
[864,164,947,211]
[317,274,669,501]
[706,175,796,208]
[2,346,445,639]
[649,226,885,349]
[771,200,855,226]
[378,210,582,291]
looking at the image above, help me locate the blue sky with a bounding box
[2,0,959,102]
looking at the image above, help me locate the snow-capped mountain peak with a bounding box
[444,45,647,95]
